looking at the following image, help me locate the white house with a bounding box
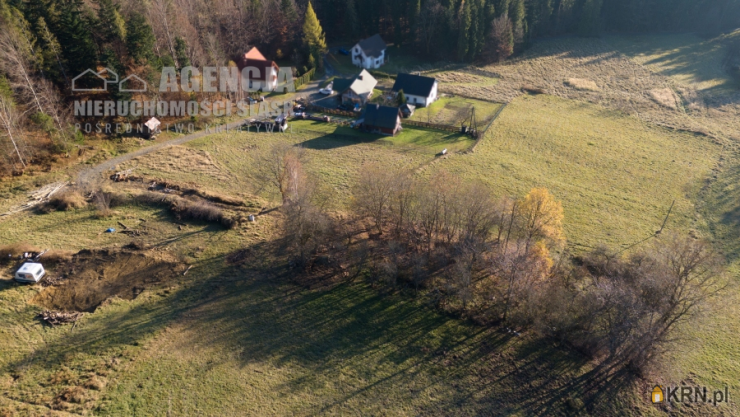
[351,34,387,70]
[238,47,280,92]
[392,73,439,107]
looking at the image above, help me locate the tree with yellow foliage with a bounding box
[515,187,565,250]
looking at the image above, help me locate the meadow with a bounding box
[0,32,739,415]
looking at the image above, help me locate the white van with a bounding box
[15,262,46,283]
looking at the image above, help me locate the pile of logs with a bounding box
[38,310,83,326]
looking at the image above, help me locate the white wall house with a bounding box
[351,34,387,70]
[392,73,439,108]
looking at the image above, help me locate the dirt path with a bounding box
[76,118,252,184]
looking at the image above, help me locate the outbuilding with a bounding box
[360,104,402,136]
[15,262,46,283]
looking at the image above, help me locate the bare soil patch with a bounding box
[32,248,186,312]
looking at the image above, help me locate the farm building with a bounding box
[392,73,439,107]
[334,70,378,105]
[352,34,387,69]
[238,47,280,92]
[359,104,402,136]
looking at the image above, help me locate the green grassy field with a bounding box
[427,94,722,251]
[409,96,502,127]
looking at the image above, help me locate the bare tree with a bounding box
[0,94,26,169]
[352,164,401,235]
[253,142,308,205]
[0,26,70,149]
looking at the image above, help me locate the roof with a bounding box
[362,104,400,130]
[144,117,160,130]
[244,47,266,60]
[356,34,387,58]
[392,73,437,97]
[18,263,44,274]
[239,58,279,79]
[335,70,377,96]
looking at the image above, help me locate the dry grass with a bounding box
[134,192,236,228]
[649,88,679,109]
[39,189,87,213]
[565,78,600,91]
[119,145,232,188]
[462,36,739,144]
[0,243,41,261]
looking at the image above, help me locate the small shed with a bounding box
[15,262,46,283]
[400,103,416,118]
[142,117,161,139]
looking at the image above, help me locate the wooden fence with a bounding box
[306,104,355,117]
[402,119,460,133]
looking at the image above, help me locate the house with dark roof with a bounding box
[333,70,378,105]
[237,47,280,91]
[359,104,402,136]
[352,34,387,69]
[392,73,439,107]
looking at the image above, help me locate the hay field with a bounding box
[606,33,737,94]
[450,36,740,144]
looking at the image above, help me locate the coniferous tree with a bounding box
[125,12,155,66]
[344,0,359,39]
[457,1,471,61]
[174,36,190,69]
[409,0,420,44]
[302,1,326,70]
[56,0,97,78]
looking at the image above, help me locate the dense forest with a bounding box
[0,0,739,174]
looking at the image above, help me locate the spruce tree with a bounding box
[56,0,97,78]
[125,12,155,65]
[457,1,471,61]
[302,1,326,70]
[408,0,420,44]
[174,36,190,69]
[344,0,359,39]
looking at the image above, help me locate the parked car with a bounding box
[338,48,349,55]
[15,262,45,283]
[319,82,333,95]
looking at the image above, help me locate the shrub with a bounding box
[39,189,87,213]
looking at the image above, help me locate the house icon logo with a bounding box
[652,385,664,403]
[119,74,148,92]
[72,68,147,92]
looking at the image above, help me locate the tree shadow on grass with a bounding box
[3,238,627,415]
[299,131,382,150]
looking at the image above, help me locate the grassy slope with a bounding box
[1,34,736,416]
[606,33,738,94]
[427,94,721,251]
